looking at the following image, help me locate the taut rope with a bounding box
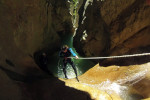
[68,53,150,59]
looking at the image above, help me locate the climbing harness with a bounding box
[68,53,150,59]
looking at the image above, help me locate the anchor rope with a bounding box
[68,53,150,59]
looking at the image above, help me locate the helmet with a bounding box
[61,45,68,51]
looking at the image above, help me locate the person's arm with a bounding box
[69,48,79,59]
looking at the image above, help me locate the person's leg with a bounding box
[42,64,53,75]
[63,60,68,79]
[68,59,79,82]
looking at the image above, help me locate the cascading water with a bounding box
[64,63,150,100]
[81,68,148,100]
[55,0,96,79]
[56,34,94,78]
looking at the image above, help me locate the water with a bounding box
[47,34,94,78]
[79,65,149,100]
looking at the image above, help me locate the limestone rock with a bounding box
[0,0,88,100]
[64,62,150,100]
[74,0,150,66]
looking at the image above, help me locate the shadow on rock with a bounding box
[5,59,15,67]
[0,65,50,83]
[0,65,92,100]
[33,51,53,76]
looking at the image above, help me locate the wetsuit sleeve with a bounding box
[59,51,64,57]
[69,48,77,57]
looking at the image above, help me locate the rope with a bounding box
[68,53,150,60]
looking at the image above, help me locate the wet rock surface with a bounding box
[64,62,150,100]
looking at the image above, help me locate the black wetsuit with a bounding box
[59,48,78,81]
[38,53,52,75]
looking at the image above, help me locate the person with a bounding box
[59,45,79,82]
[38,52,52,75]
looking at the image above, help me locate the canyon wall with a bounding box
[74,0,150,66]
[0,0,150,99]
[0,0,90,100]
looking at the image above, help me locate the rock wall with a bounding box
[74,0,110,57]
[74,0,150,66]
[0,0,150,99]
[0,0,91,100]
[0,0,73,71]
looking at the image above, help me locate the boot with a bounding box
[76,77,79,82]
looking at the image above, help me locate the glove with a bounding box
[75,56,79,59]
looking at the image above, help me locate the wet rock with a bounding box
[74,0,110,57]
[0,0,73,68]
[0,0,150,99]
[74,0,150,66]
[0,0,90,100]
[63,62,150,100]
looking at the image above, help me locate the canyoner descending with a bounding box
[56,33,94,81]
[59,45,79,82]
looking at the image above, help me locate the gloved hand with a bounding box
[75,56,79,59]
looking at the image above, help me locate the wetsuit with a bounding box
[34,53,52,75]
[59,48,78,80]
